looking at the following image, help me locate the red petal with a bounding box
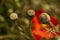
[50,16,58,26]
[35,9,45,18]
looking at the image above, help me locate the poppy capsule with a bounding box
[27,9,35,20]
[10,13,18,20]
[39,13,50,24]
[27,9,35,16]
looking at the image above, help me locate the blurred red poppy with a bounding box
[31,9,58,40]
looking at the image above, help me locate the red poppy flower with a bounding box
[31,9,58,40]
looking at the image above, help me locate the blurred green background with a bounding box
[0,0,60,40]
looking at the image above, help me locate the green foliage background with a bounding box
[0,0,60,40]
